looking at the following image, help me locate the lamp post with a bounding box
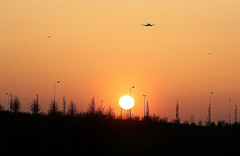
[129,86,135,119]
[143,94,146,119]
[101,100,103,113]
[130,86,134,96]
[54,81,60,105]
[208,92,213,126]
[229,98,231,125]
[6,93,11,111]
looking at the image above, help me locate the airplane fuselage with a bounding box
[142,23,155,27]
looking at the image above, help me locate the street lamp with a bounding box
[129,86,135,119]
[143,94,146,118]
[101,100,103,113]
[54,81,60,105]
[130,86,135,96]
[208,92,213,125]
[229,98,231,125]
[6,93,11,111]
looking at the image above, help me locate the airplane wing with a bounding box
[141,24,146,26]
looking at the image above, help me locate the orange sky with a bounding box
[1,0,240,123]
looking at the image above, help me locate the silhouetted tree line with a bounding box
[0,95,239,128]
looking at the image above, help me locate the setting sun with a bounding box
[119,96,135,110]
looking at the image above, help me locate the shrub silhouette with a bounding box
[190,115,196,125]
[217,120,226,128]
[198,120,203,126]
[159,116,168,123]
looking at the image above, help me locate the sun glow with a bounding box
[119,95,135,110]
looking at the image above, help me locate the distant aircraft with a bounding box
[141,22,155,27]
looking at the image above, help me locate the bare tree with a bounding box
[159,116,168,123]
[62,96,66,116]
[183,120,190,125]
[30,94,41,115]
[68,100,77,117]
[12,96,21,113]
[88,96,96,115]
[105,106,115,119]
[48,100,58,115]
[217,120,226,128]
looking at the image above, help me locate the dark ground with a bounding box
[0,111,239,155]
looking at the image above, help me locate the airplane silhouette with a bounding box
[141,22,156,27]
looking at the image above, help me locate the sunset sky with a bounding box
[1,0,240,122]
